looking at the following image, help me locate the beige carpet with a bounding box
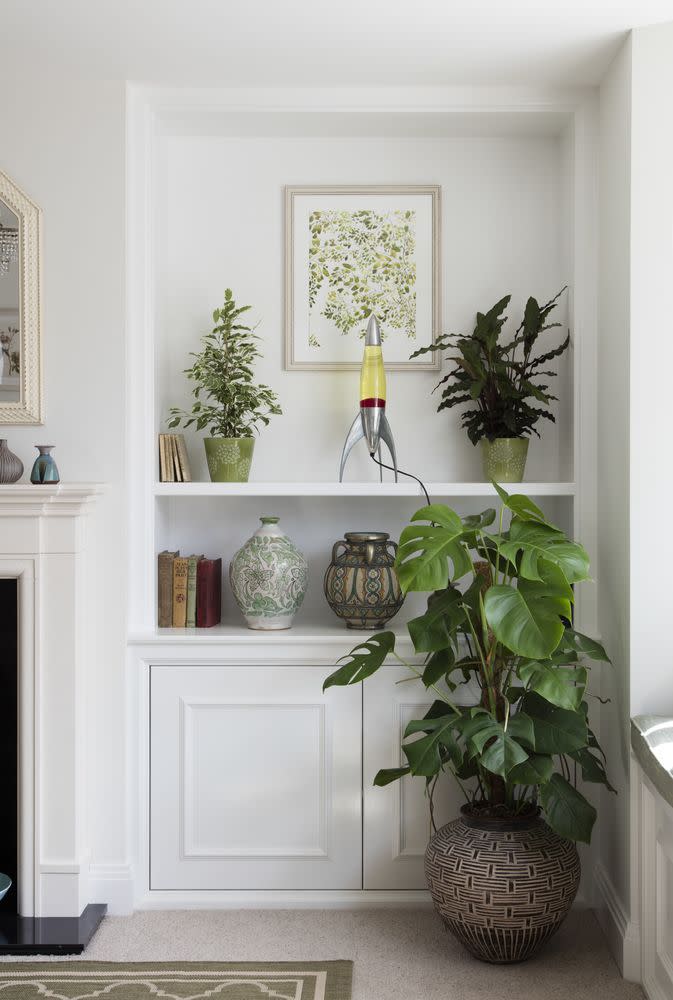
[0,908,644,1000]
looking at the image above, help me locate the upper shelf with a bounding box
[153,481,577,498]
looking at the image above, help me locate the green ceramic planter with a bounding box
[204,437,255,482]
[480,437,529,483]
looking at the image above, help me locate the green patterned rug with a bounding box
[0,961,353,999]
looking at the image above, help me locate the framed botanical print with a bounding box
[284,185,441,371]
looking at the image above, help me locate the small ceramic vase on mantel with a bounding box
[230,515,308,630]
[0,440,23,484]
[30,445,60,485]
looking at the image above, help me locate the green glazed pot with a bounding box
[204,437,255,482]
[480,437,529,483]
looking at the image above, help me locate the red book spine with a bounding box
[196,558,222,628]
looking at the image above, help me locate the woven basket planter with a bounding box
[425,806,580,963]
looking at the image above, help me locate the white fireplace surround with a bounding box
[0,484,101,917]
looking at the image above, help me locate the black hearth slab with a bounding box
[0,903,107,955]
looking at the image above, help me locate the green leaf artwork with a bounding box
[308,208,417,345]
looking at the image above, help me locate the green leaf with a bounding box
[479,727,529,777]
[422,647,456,686]
[522,692,588,754]
[483,561,572,659]
[402,713,460,777]
[507,710,536,749]
[396,505,472,593]
[323,631,395,690]
[518,662,587,711]
[508,753,553,786]
[492,482,548,523]
[562,628,611,663]
[407,587,464,653]
[374,766,411,786]
[500,520,590,584]
[568,748,616,791]
[541,773,597,843]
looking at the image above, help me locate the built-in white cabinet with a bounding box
[150,664,361,890]
[149,659,464,892]
[363,665,456,890]
[638,765,673,999]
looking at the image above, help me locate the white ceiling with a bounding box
[5,0,673,87]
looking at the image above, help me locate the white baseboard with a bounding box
[88,864,135,915]
[594,862,640,982]
[136,889,434,910]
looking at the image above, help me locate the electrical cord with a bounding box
[369,451,431,506]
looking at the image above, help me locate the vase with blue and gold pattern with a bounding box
[324,531,404,629]
[230,516,308,630]
[30,445,60,485]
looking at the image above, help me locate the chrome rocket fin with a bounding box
[339,412,365,482]
[379,414,398,482]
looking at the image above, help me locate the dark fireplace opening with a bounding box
[0,578,16,914]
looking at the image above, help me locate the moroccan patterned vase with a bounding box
[204,437,255,482]
[323,531,404,629]
[480,437,529,483]
[229,515,308,630]
[425,807,580,964]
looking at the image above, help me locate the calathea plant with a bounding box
[324,484,613,844]
[411,288,570,444]
[169,289,281,439]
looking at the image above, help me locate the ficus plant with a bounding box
[411,288,571,444]
[324,484,613,844]
[169,289,282,439]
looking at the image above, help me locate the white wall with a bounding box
[155,132,572,485]
[597,30,632,931]
[0,73,128,875]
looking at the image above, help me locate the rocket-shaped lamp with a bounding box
[339,315,398,481]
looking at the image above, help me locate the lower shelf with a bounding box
[0,903,107,955]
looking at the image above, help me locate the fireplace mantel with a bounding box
[0,482,103,919]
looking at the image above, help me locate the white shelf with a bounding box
[128,620,414,647]
[153,481,577,498]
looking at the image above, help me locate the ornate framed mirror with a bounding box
[0,170,42,424]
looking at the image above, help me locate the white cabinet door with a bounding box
[363,665,463,889]
[150,664,362,890]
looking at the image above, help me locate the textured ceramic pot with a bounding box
[204,437,255,482]
[480,437,529,482]
[230,515,308,629]
[30,445,60,485]
[323,531,404,629]
[0,440,23,484]
[425,806,580,964]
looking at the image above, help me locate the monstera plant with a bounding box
[324,484,612,844]
[324,485,612,962]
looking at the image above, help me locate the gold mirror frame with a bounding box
[0,170,42,424]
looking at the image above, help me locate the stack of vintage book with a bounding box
[157,551,222,628]
[159,433,192,482]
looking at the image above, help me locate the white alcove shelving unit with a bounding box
[126,85,597,908]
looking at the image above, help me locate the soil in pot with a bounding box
[425,804,580,963]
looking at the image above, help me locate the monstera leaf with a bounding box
[522,692,588,754]
[499,519,590,584]
[402,712,461,776]
[541,773,597,843]
[518,661,587,711]
[407,587,464,653]
[479,727,529,777]
[492,482,548,523]
[396,505,472,593]
[483,561,573,659]
[508,753,553,786]
[323,631,395,690]
[560,627,611,662]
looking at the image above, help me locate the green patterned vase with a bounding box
[230,516,308,630]
[204,437,255,482]
[480,437,529,483]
